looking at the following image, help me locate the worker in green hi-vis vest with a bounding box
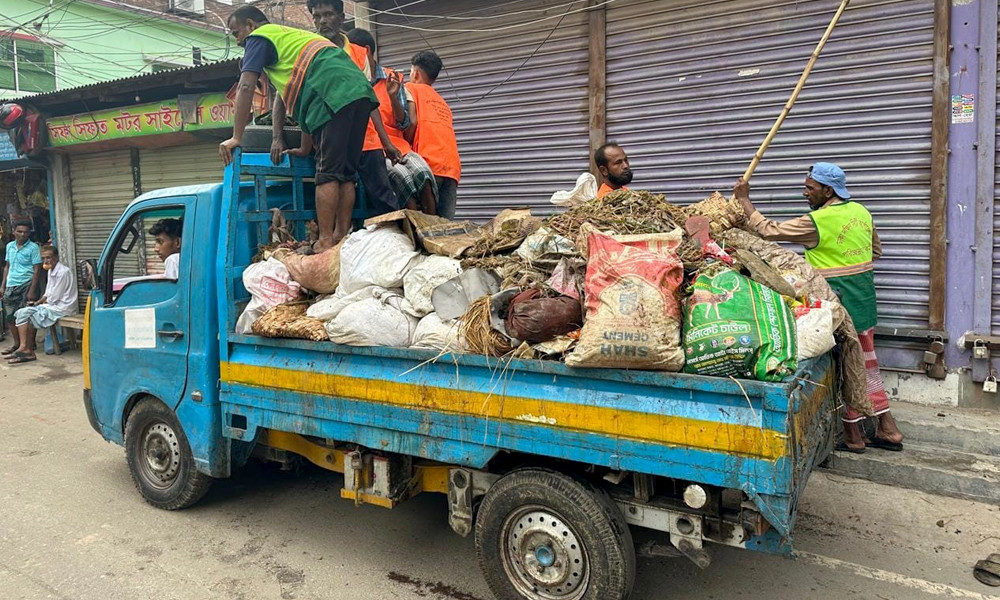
[735,162,904,455]
[219,5,379,254]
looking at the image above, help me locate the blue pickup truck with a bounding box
[81,151,836,600]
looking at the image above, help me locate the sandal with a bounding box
[6,354,36,364]
[835,442,867,455]
[1,345,19,356]
[974,553,1000,587]
[867,436,904,452]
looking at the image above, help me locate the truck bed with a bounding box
[219,334,836,546]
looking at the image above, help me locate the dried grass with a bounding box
[459,296,513,357]
[546,189,688,239]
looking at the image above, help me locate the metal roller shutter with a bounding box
[991,10,1000,335]
[69,150,138,306]
[139,142,226,192]
[139,143,223,274]
[606,0,935,328]
[375,0,591,220]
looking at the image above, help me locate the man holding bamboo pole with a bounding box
[734,163,904,454]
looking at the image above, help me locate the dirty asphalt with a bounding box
[2,353,999,600]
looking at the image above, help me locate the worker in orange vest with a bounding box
[594,143,632,199]
[405,51,461,219]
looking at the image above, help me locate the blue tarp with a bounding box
[0,133,30,171]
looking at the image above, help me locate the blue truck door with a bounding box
[90,198,193,428]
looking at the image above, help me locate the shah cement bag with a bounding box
[683,268,797,382]
[565,230,685,371]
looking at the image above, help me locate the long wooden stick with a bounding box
[743,0,851,181]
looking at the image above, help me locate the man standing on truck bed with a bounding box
[220,6,378,252]
[407,51,461,219]
[594,143,632,199]
[735,162,904,454]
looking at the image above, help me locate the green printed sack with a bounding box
[683,268,797,381]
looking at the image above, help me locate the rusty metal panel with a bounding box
[606,0,935,328]
[373,0,591,220]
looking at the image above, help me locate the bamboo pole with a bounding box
[743,0,851,181]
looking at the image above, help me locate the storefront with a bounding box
[0,134,50,250]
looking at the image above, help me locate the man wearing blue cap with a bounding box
[734,163,904,454]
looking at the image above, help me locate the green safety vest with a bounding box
[805,201,878,331]
[249,24,376,133]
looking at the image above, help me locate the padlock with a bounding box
[984,374,998,394]
[973,340,989,360]
[928,361,947,379]
[923,350,938,366]
[929,338,945,354]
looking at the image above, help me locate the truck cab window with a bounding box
[103,207,185,303]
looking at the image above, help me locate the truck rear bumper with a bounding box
[83,389,102,435]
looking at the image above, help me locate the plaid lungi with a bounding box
[387,152,438,208]
[843,327,891,422]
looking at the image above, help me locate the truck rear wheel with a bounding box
[475,468,636,600]
[125,398,212,510]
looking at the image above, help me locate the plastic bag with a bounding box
[236,258,302,334]
[504,289,582,344]
[794,303,836,360]
[549,172,598,207]
[339,224,424,294]
[565,230,685,371]
[403,256,463,317]
[683,268,797,381]
[324,288,418,347]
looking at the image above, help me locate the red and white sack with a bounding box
[565,230,685,371]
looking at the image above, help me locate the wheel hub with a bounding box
[141,422,180,488]
[502,508,588,600]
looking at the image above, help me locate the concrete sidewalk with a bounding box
[2,352,1000,600]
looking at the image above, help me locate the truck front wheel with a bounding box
[475,468,636,600]
[124,398,212,510]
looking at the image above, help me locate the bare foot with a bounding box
[313,236,336,254]
[842,420,867,451]
[876,411,904,444]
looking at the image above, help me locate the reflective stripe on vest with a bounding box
[804,201,874,270]
[249,24,334,118]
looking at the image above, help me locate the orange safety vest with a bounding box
[341,40,382,153]
[597,182,627,198]
[407,82,460,181]
[375,67,412,154]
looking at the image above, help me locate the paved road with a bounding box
[2,353,999,600]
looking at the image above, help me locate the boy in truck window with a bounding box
[6,245,77,364]
[150,218,182,279]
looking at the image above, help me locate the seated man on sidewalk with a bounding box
[7,245,78,364]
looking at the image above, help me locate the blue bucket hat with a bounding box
[809,162,850,200]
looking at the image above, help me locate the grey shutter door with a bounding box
[992,9,1000,335]
[375,0,591,220]
[139,142,225,191]
[139,142,223,274]
[69,150,137,306]
[605,0,936,329]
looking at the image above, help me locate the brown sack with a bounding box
[272,239,345,294]
[505,289,583,344]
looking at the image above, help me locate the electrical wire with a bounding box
[367,0,595,21]
[372,0,614,33]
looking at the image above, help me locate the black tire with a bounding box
[475,468,636,600]
[124,398,212,510]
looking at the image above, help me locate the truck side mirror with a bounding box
[79,259,100,291]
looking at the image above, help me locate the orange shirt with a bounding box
[374,67,412,154]
[597,182,628,198]
[341,39,382,152]
[407,82,461,181]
